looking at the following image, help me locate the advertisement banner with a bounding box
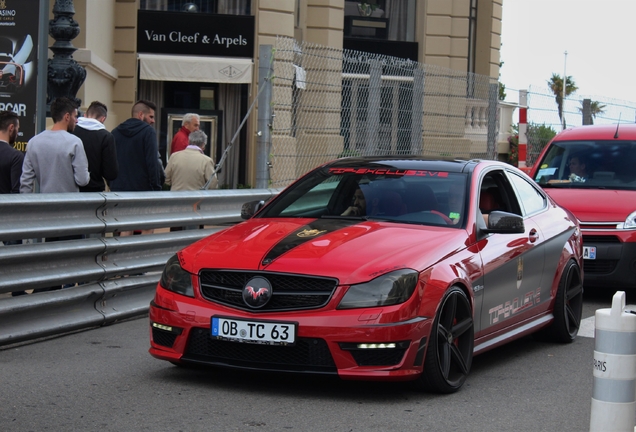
[0,0,39,151]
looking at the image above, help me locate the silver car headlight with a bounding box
[159,254,194,297]
[620,211,636,229]
[337,269,419,309]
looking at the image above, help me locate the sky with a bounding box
[500,0,636,105]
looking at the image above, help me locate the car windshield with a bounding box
[533,140,636,190]
[259,166,468,227]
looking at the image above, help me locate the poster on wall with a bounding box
[0,0,40,152]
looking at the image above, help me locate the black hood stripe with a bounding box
[261,219,360,266]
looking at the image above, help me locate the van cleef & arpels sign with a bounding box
[137,10,254,58]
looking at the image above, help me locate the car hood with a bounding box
[544,188,636,222]
[180,218,467,285]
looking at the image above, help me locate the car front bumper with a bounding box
[582,231,636,289]
[149,285,432,381]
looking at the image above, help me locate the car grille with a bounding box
[183,328,337,373]
[152,328,178,348]
[199,270,338,312]
[584,259,618,274]
[582,235,621,243]
[349,348,408,366]
[582,235,621,275]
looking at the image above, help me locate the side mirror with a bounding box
[485,211,525,234]
[241,200,265,219]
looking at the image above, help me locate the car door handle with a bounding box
[529,229,539,243]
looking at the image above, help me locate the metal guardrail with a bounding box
[0,189,279,346]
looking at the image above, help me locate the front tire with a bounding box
[548,260,583,342]
[417,287,474,393]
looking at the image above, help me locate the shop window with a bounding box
[200,88,216,110]
[344,0,415,42]
[341,77,415,154]
[139,0,251,15]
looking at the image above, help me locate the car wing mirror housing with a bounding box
[486,211,525,234]
[241,200,265,219]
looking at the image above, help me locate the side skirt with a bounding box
[473,313,554,355]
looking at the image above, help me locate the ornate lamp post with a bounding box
[47,0,86,108]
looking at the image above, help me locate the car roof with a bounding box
[553,124,636,141]
[326,156,486,173]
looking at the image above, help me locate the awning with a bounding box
[138,53,253,84]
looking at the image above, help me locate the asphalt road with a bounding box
[0,287,624,432]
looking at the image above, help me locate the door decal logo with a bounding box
[516,257,523,289]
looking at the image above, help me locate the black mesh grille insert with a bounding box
[183,328,337,373]
[582,235,621,244]
[152,328,178,348]
[349,349,407,366]
[584,259,618,274]
[199,270,338,312]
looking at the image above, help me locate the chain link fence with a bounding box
[504,87,636,166]
[267,37,500,188]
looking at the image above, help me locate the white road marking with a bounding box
[579,316,596,338]
[578,305,636,338]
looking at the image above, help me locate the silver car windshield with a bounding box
[533,140,636,190]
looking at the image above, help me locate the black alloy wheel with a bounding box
[418,286,474,393]
[549,260,583,342]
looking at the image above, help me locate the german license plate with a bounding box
[583,246,596,260]
[211,316,296,345]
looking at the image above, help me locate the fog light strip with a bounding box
[357,343,396,349]
[152,322,173,332]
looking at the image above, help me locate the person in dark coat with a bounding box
[110,100,162,192]
[0,111,25,293]
[110,100,162,236]
[0,110,23,194]
[72,101,118,192]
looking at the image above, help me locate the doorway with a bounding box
[160,108,223,167]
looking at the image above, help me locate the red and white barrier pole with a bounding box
[518,90,528,169]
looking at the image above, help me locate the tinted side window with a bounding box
[479,169,523,217]
[508,172,546,216]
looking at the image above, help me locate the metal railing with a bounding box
[0,189,279,346]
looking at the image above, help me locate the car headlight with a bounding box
[337,269,419,309]
[620,211,636,229]
[159,254,194,297]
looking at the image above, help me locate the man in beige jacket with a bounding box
[165,130,218,190]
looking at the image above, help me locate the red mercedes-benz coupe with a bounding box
[150,157,583,393]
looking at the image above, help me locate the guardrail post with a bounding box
[590,291,636,432]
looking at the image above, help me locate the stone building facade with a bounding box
[55,0,503,187]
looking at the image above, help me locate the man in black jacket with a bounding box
[0,111,25,289]
[110,100,162,236]
[110,100,162,192]
[0,110,23,194]
[72,101,118,192]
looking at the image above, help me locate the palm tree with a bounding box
[578,100,607,124]
[548,73,578,127]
